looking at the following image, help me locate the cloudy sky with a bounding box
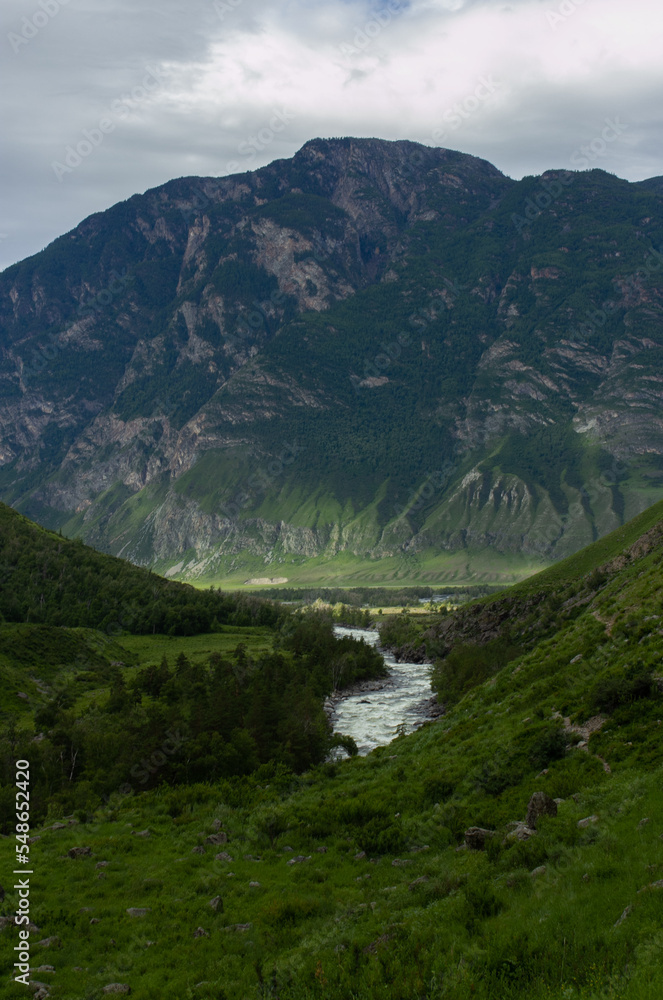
[2,0,661,272]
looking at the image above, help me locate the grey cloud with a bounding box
[1,0,661,271]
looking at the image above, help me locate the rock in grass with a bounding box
[194,927,210,938]
[36,937,61,948]
[614,905,632,927]
[526,792,557,830]
[206,833,228,845]
[504,822,536,842]
[35,966,55,973]
[464,827,495,850]
[530,866,546,878]
[214,852,233,862]
[102,986,131,995]
[126,908,151,918]
[209,896,223,912]
[191,846,205,855]
[68,847,92,859]
[212,819,223,832]
[286,855,311,865]
[409,876,429,889]
[577,815,599,828]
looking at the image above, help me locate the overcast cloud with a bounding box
[2,0,662,271]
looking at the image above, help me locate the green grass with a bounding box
[116,627,275,668]
[4,503,663,997]
[187,547,546,591]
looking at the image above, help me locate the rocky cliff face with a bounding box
[1,140,663,581]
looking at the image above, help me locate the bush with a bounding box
[527,723,567,770]
[356,817,405,855]
[590,663,656,713]
[432,639,520,705]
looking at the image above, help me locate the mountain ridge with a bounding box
[1,138,663,584]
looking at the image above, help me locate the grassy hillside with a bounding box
[2,505,663,997]
[0,500,279,635]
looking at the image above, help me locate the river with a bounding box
[327,626,438,757]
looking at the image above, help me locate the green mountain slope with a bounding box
[0,500,278,635]
[1,139,663,583]
[2,471,663,998]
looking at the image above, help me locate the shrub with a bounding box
[590,663,656,713]
[432,639,520,705]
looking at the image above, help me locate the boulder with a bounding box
[526,792,557,830]
[29,986,50,999]
[504,822,536,842]
[464,827,495,850]
[68,847,92,859]
[206,833,227,845]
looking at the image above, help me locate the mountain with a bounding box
[2,137,663,585]
[2,474,662,998]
